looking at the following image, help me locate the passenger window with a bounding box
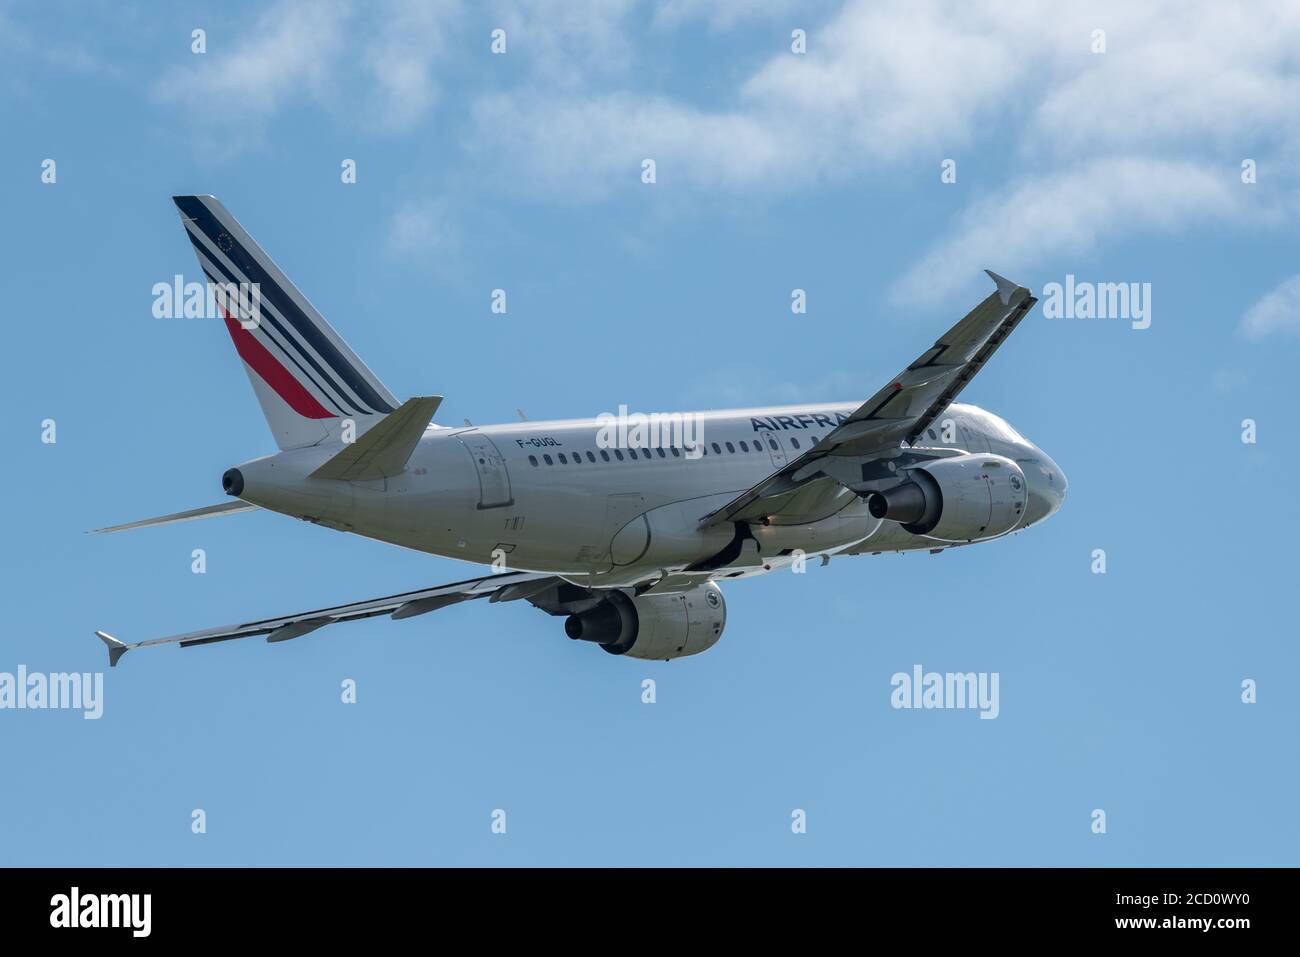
[790,438,801,449]
[768,439,778,451]
[927,429,937,440]
[712,442,722,454]
[671,447,681,457]
[558,453,568,464]
[529,455,538,467]
[725,442,735,453]
[586,451,596,463]
[740,441,749,452]
[656,447,666,458]
[543,454,553,465]
[614,449,624,461]
[600,450,610,461]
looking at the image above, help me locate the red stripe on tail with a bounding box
[221,313,335,419]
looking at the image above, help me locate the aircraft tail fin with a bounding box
[171,195,401,450]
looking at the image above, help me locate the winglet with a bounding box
[95,630,129,667]
[984,270,1021,306]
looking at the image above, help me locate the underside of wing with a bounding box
[95,569,563,666]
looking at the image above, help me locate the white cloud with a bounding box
[470,0,1037,196]
[0,4,122,78]
[466,0,1300,297]
[386,198,458,261]
[739,0,1026,162]
[653,0,811,31]
[362,0,461,132]
[891,158,1249,306]
[1029,3,1300,155]
[488,0,639,89]
[469,93,787,200]
[1240,274,1300,340]
[143,0,1300,298]
[154,0,460,148]
[155,0,348,120]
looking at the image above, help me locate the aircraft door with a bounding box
[758,431,788,469]
[458,432,513,509]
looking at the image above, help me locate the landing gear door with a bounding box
[458,432,513,509]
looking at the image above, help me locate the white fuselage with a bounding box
[230,401,1067,585]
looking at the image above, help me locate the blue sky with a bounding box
[2,0,1297,866]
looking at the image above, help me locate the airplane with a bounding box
[94,195,1067,667]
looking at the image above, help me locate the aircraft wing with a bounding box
[701,271,1038,527]
[95,570,560,666]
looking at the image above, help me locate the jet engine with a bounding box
[866,452,1028,542]
[563,582,725,660]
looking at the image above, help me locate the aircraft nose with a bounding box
[1021,452,1067,526]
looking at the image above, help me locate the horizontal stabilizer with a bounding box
[92,500,260,534]
[311,396,442,482]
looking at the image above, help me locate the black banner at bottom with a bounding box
[0,866,1279,942]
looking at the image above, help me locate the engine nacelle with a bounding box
[563,582,726,660]
[866,453,1027,543]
